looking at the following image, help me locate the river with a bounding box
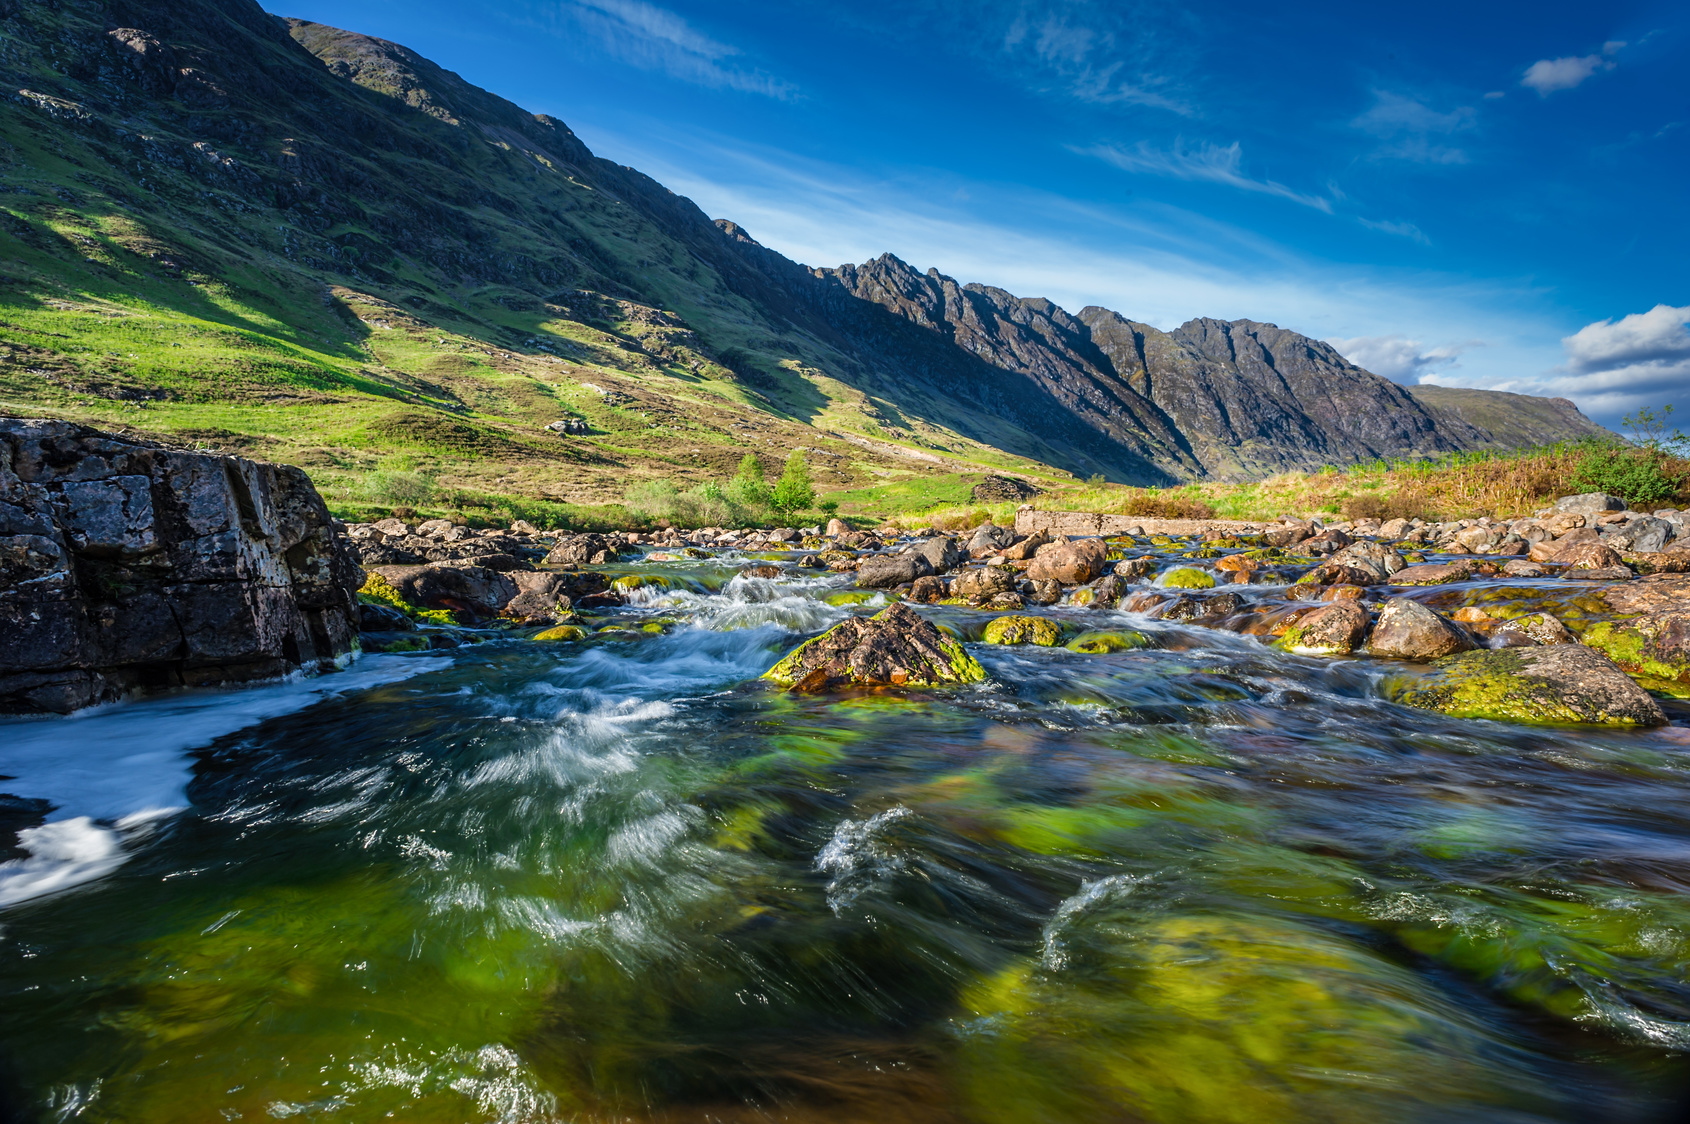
[2,544,1688,1123]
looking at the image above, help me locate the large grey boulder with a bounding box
[911,536,966,574]
[0,418,359,714]
[856,553,934,589]
[1555,493,1627,516]
[1608,515,1674,554]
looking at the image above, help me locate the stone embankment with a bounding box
[0,420,359,714]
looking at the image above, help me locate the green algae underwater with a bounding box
[2,553,1690,1123]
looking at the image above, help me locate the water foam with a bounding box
[0,654,450,907]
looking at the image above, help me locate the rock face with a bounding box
[763,603,987,689]
[0,419,359,714]
[1390,646,1667,727]
[972,476,1041,503]
[1365,598,1475,661]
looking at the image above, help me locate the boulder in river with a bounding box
[856,553,934,589]
[1114,556,1156,581]
[1001,530,1049,561]
[0,418,359,714]
[369,562,519,620]
[1276,601,1369,656]
[982,615,1062,646]
[952,566,1017,604]
[1389,561,1474,586]
[1066,629,1152,653]
[763,602,987,689]
[1027,538,1108,584]
[1365,598,1476,661]
[913,536,966,575]
[1161,567,1215,589]
[1389,645,1666,727]
[1580,610,1690,685]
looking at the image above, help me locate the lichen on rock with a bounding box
[763,602,987,689]
[1580,611,1690,684]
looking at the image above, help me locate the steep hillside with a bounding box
[1405,385,1613,451]
[0,0,1613,522]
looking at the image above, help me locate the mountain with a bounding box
[0,0,1612,514]
[1403,385,1612,451]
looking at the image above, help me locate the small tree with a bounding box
[726,453,771,510]
[771,450,815,516]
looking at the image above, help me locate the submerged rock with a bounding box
[1366,598,1475,661]
[532,624,589,642]
[763,602,987,689]
[1389,646,1667,727]
[982,615,1063,646]
[1276,601,1369,656]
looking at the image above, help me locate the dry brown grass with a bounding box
[1119,492,1218,520]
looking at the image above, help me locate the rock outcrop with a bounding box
[0,419,359,713]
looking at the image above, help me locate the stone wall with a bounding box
[0,419,360,713]
[1013,508,1263,539]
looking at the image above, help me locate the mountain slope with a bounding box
[0,0,1612,517]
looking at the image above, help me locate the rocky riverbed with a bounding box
[3,486,1690,1122]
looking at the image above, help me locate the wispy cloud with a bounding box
[1358,217,1430,243]
[1520,41,1624,96]
[1079,140,1333,211]
[1467,304,1690,418]
[1328,335,1477,382]
[998,5,1196,114]
[548,0,797,99]
[1351,91,1475,164]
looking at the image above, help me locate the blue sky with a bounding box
[275,0,1689,429]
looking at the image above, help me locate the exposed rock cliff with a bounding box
[0,419,360,713]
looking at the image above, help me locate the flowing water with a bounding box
[3,546,1690,1123]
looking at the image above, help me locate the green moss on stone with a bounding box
[1066,630,1152,654]
[1163,568,1215,590]
[533,624,590,641]
[983,615,1063,646]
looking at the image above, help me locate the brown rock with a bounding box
[1001,530,1050,561]
[1027,578,1064,606]
[1557,541,1626,570]
[1365,597,1475,660]
[1601,574,1690,614]
[825,518,850,537]
[1213,555,1260,574]
[762,602,985,689]
[1114,556,1157,581]
[855,553,934,589]
[908,575,946,603]
[1278,600,1369,655]
[1389,561,1474,586]
[1027,538,1108,584]
[951,566,1016,603]
[1500,559,1547,578]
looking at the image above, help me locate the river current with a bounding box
[2,545,1689,1123]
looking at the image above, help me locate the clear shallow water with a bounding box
[2,553,1689,1123]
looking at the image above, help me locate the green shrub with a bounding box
[1572,444,1686,508]
[771,450,814,516]
[368,470,435,506]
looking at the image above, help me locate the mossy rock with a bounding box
[1066,629,1152,654]
[1387,646,1666,727]
[763,602,987,688]
[360,635,430,653]
[1162,568,1215,590]
[1581,613,1690,684]
[414,608,463,627]
[611,573,671,593]
[982,615,1063,646]
[1149,534,1176,546]
[683,547,712,559]
[357,571,413,615]
[822,590,881,607]
[533,624,589,642]
[1069,586,1095,606]
[799,535,829,549]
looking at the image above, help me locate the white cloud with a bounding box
[552,0,797,98]
[1483,305,1690,419]
[1351,91,1475,164]
[999,6,1195,114]
[1079,140,1333,212]
[1328,335,1476,383]
[1520,41,1624,96]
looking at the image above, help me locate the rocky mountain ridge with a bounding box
[0,0,1612,501]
